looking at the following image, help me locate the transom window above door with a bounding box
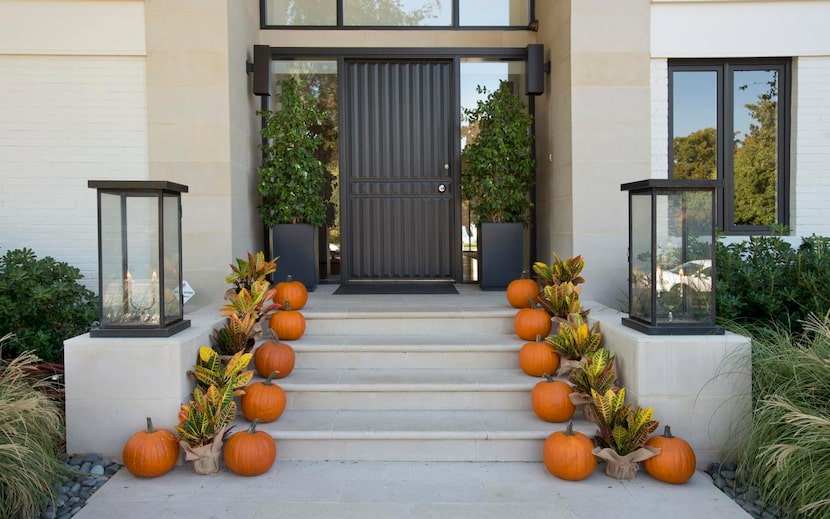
[262,0,533,28]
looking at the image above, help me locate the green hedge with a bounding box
[0,248,98,363]
[716,235,830,333]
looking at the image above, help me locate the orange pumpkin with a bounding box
[643,425,697,484]
[269,301,306,340]
[531,377,575,422]
[506,271,540,309]
[518,335,559,377]
[122,417,179,478]
[543,421,596,481]
[254,339,295,379]
[223,419,277,477]
[241,371,287,423]
[514,306,552,341]
[275,275,308,310]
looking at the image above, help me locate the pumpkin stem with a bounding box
[265,370,280,384]
[247,419,260,434]
[520,270,530,279]
[535,334,541,342]
[145,416,155,434]
[269,327,280,342]
[663,425,674,439]
[543,373,555,382]
[565,420,575,436]
[286,275,293,282]
[284,300,292,311]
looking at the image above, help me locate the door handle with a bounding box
[438,184,447,193]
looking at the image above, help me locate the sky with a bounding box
[673,69,778,140]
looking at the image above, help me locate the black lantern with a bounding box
[620,179,723,335]
[88,181,191,337]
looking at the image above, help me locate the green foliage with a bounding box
[461,81,536,224]
[592,387,659,457]
[673,127,717,181]
[716,235,830,333]
[0,248,98,362]
[734,314,830,516]
[177,347,253,448]
[569,347,617,396]
[225,251,277,293]
[257,76,329,227]
[532,253,585,287]
[0,338,68,519]
[537,282,587,321]
[733,90,779,226]
[546,313,602,361]
[210,313,256,356]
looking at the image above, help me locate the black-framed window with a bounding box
[669,59,791,234]
[262,0,533,29]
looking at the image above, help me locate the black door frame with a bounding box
[265,47,530,284]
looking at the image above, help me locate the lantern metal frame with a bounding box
[620,179,724,335]
[88,180,191,337]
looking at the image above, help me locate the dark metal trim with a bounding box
[621,179,723,191]
[90,319,191,338]
[621,317,724,336]
[268,47,527,59]
[88,180,189,193]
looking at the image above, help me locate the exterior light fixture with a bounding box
[620,179,723,335]
[88,180,191,337]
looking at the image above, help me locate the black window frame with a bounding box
[668,58,791,235]
[260,0,536,30]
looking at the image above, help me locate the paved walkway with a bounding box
[75,460,749,518]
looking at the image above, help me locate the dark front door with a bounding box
[342,60,456,282]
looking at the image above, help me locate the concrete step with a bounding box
[301,307,517,336]
[284,334,524,370]
[278,368,536,411]
[235,410,597,462]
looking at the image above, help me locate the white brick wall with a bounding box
[0,55,149,290]
[793,56,830,237]
[650,59,669,179]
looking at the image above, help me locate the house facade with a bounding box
[1,0,829,308]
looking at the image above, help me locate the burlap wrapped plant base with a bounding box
[592,446,660,480]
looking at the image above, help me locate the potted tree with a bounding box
[462,81,536,290]
[257,76,328,291]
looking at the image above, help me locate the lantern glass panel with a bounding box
[99,192,125,326]
[655,190,714,325]
[162,193,183,323]
[630,193,653,322]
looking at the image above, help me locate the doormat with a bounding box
[333,283,459,295]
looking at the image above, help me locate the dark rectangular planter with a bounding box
[478,222,523,291]
[270,224,319,292]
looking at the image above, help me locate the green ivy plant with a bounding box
[461,81,536,224]
[0,248,98,362]
[257,76,328,227]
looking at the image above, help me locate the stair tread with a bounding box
[237,410,596,440]
[273,368,542,391]
[302,307,515,320]
[280,334,524,350]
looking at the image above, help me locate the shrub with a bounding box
[0,248,98,362]
[735,315,830,516]
[716,235,830,333]
[0,335,68,518]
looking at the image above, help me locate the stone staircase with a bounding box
[242,291,595,462]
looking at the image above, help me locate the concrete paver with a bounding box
[74,460,749,518]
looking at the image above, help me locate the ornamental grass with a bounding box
[0,334,68,519]
[736,314,830,517]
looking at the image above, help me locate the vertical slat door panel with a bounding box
[343,61,453,280]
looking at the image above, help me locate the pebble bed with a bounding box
[705,462,781,519]
[40,453,122,519]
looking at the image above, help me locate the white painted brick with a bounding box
[650,59,669,179]
[0,55,148,291]
[794,57,830,237]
